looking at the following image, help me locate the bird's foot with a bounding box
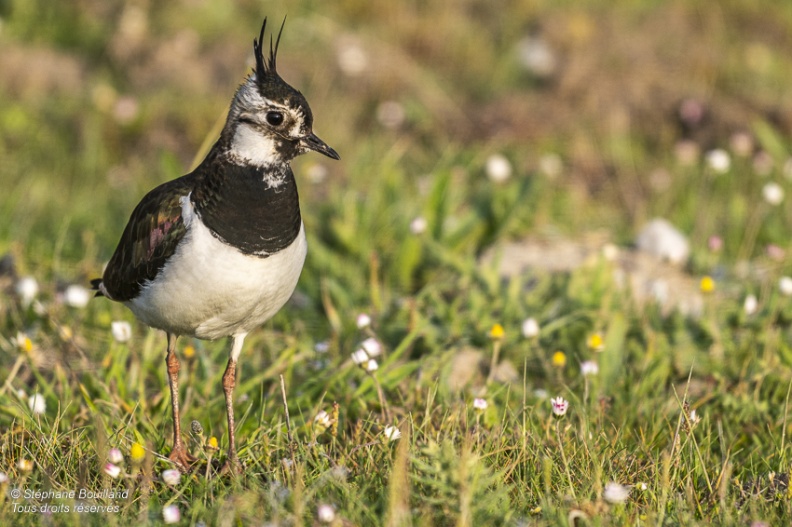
[168,446,198,473]
[218,455,243,476]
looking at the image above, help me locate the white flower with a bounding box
[780,277,792,296]
[15,276,39,307]
[356,313,371,329]
[161,469,181,486]
[551,397,569,417]
[28,393,46,415]
[0,472,8,484]
[580,360,599,376]
[18,459,33,472]
[516,36,557,77]
[64,284,90,308]
[762,182,784,205]
[603,482,630,504]
[314,341,329,353]
[103,463,121,479]
[705,149,731,173]
[410,216,428,235]
[636,218,689,265]
[744,294,758,316]
[107,448,124,465]
[314,410,332,429]
[317,503,336,524]
[485,154,512,183]
[336,38,368,76]
[383,425,401,442]
[376,100,406,129]
[365,359,379,372]
[473,398,488,411]
[162,504,181,524]
[639,482,648,491]
[351,349,369,365]
[361,337,382,357]
[111,321,132,343]
[521,318,540,338]
[688,409,701,426]
[533,389,548,400]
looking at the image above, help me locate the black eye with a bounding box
[266,111,284,126]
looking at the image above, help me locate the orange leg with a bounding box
[220,334,246,474]
[165,333,196,471]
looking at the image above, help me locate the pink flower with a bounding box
[161,469,181,486]
[551,397,569,417]
[107,448,124,465]
[162,505,180,524]
[103,463,121,479]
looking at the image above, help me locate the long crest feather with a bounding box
[270,16,286,73]
[253,16,287,81]
[254,17,267,80]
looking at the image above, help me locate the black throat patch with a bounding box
[192,161,301,257]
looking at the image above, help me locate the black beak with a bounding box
[301,133,340,160]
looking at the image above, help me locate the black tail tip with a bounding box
[90,278,105,297]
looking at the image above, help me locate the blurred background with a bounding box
[2,0,792,288]
[1,0,792,337]
[2,3,792,520]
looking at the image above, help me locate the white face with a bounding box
[227,79,312,167]
[229,125,280,167]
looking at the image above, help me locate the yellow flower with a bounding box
[551,351,567,368]
[130,442,145,463]
[207,436,219,451]
[183,344,196,360]
[16,332,33,354]
[489,323,505,340]
[587,333,604,351]
[700,276,715,294]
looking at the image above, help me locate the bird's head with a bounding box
[226,17,339,165]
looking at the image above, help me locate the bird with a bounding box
[92,17,339,473]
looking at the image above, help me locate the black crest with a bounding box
[254,17,286,83]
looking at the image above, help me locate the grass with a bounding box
[3,0,792,525]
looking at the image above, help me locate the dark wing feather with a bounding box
[99,175,195,302]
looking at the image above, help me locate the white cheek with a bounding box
[230,124,278,166]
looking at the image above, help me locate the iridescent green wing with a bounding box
[101,175,194,302]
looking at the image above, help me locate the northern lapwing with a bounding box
[92,17,339,473]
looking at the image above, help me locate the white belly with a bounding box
[127,212,307,340]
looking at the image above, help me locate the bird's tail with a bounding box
[90,278,105,297]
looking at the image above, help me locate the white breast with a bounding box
[127,196,307,340]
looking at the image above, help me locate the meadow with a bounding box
[2,0,792,525]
